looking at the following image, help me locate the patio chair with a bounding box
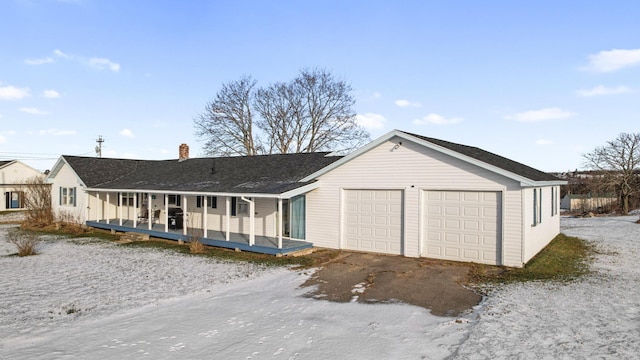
[138,208,149,223]
[152,209,161,223]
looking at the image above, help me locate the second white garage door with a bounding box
[344,190,403,255]
[423,190,501,265]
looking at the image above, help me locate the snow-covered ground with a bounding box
[1,216,639,359]
[455,215,640,359]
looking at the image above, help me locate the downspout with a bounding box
[241,196,255,246]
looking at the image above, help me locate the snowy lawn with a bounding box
[455,215,640,359]
[1,216,638,359]
[0,225,471,359]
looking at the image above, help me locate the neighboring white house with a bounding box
[44,130,566,267]
[0,160,45,212]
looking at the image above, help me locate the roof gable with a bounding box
[301,129,565,186]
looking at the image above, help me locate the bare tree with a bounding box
[288,68,369,153]
[196,69,370,156]
[583,132,640,214]
[254,81,301,154]
[194,76,261,156]
[20,176,53,226]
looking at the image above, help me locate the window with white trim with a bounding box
[196,196,217,209]
[60,187,76,207]
[167,194,181,206]
[551,187,558,216]
[5,191,24,209]
[533,188,542,226]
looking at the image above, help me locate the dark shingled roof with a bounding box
[0,160,14,168]
[400,131,562,182]
[62,152,342,194]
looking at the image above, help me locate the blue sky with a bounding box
[1,0,639,172]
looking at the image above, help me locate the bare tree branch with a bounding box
[583,132,640,214]
[195,69,370,157]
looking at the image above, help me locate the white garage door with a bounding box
[423,190,501,265]
[344,190,403,255]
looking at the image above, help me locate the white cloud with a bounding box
[0,135,5,144]
[581,48,640,73]
[54,49,72,58]
[0,83,31,100]
[536,139,553,145]
[89,58,120,72]
[413,113,463,125]
[576,85,631,97]
[43,89,61,98]
[120,128,134,138]
[25,57,54,65]
[20,107,50,115]
[355,113,386,129]
[39,129,76,136]
[395,99,421,108]
[504,108,575,122]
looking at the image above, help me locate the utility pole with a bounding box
[95,135,104,158]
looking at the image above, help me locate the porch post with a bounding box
[96,192,101,222]
[183,196,188,236]
[148,192,152,230]
[250,200,255,246]
[164,193,168,232]
[203,195,208,238]
[225,196,230,241]
[241,196,255,246]
[106,193,110,225]
[133,192,137,228]
[118,192,123,226]
[278,198,283,249]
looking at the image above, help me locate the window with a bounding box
[167,194,181,206]
[60,187,76,207]
[196,196,217,209]
[5,191,24,209]
[533,188,542,226]
[121,192,135,206]
[231,197,237,216]
[290,195,306,239]
[238,198,249,215]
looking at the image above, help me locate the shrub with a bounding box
[187,228,206,254]
[6,228,38,256]
[21,176,54,226]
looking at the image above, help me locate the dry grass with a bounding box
[470,233,596,284]
[188,238,206,254]
[186,228,206,254]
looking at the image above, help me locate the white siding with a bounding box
[307,136,525,265]
[50,163,86,223]
[522,186,562,263]
[185,196,276,236]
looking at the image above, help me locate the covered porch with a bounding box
[85,189,311,256]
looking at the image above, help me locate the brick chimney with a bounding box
[179,143,189,161]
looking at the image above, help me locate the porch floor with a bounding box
[86,219,312,256]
